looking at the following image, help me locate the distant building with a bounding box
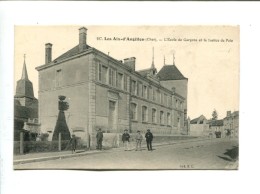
[190,115,209,136]
[35,27,188,143]
[209,119,224,132]
[14,56,39,141]
[209,119,224,138]
[224,111,239,138]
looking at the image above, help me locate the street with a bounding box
[14,138,238,170]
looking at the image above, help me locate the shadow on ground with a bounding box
[218,146,238,162]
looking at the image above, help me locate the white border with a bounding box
[1,1,260,194]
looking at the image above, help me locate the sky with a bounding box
[14,25,239,120]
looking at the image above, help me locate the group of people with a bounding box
[69,128,154,153]
[122,129,153,151]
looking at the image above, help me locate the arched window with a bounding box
[142,106,148,122]
[130,103,137,120]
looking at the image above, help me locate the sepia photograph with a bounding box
[13,25,239,170]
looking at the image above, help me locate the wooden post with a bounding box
[20,131,24,154]
[58,132,61,151]
[86,132,90,150]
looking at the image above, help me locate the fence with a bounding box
[14,132,199,155]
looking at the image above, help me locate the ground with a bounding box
[14,138,238,170]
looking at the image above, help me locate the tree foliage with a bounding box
[212,109,218,120]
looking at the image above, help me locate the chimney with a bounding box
[227,111,231,117]
[124,57,136,71]
[45,43,52,64]
[79,27,87,52]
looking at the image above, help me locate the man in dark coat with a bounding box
[96,128,103,150]
[69,134,77,153]
[145,129,153,151]
[122,129,130,151]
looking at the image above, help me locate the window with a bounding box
[130,103,137,120]
[153,88,156,101]
[158,90,161,103]
[131,80,137,95]
[167,113,171,126]
[149,86,152,100]
[139,83,143,97]
[164,94,167,105]
[142,106,148,122]
[117,73,123,89]
[161,92,164,104]
[180,102,183,110]
[160,111,164,125]
[101,66,108,83]
[176,100,178,108]
[109,68,115,86]
[168,96,172,107]
[98,63,102,81]
[143,85,148,99]
[152,108,157,123]
[56,69,62,87]
[124,75,128,91]
[136,82,139,96]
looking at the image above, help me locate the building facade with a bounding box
[224,111,239,138]
[190,115,209,136]
[36,27,188,142]
[209,119,224,138]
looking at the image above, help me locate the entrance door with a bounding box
[108,100,117,131]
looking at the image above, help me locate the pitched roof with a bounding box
[15,59,35,99]
[157,65,187,81]
[21,59,29,80]
[209,119,224,126]
[232,111,239,117]
[137,67,157,77]
[53,44,91,63]
[190,115,207,124]
[14,105,38,120]
[138,68,151,77]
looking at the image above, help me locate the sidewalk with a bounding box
[13,137,221,165]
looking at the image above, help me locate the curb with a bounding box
[13,150,100,165]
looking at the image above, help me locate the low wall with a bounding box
[14,133,199,155]
[13,140,88,155]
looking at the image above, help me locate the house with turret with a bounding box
[35,27,188,144]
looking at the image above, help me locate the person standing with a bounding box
[135,130,143,151]
[69,134,77,153]
[122,129,130,151]
[145,129,153,151]
[96,128,103,150]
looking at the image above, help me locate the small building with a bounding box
[190,115,209,136]
[209,119,224,138]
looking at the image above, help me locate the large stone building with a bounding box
[224,111,239,138]
[14,56,39,140]
[36,27,188,142]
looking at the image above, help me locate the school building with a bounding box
[35,27,188,142]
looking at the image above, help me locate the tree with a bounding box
[212,109,218,120]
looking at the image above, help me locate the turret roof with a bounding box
[157,64,187,81]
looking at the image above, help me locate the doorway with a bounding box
[108,100,117,131]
